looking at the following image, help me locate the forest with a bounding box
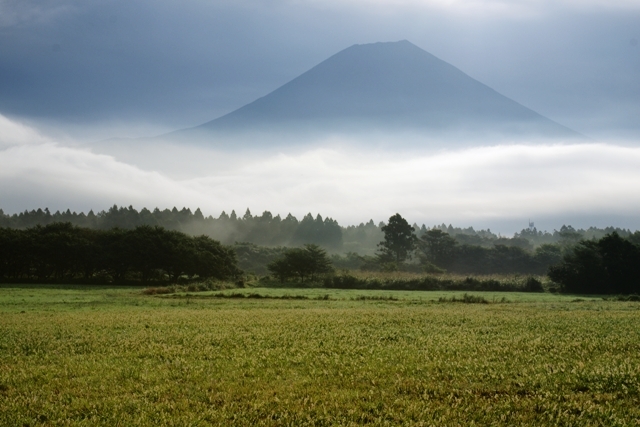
[0,223,240,284]
[1,206,640,293]
[1,205,637,253]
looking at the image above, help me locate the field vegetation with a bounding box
[1,284,639,426]
[2,212,639,424]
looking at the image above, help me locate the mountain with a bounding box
[167,40,582,142]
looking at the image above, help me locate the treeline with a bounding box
[0,223,240,283]
[3,207,640,283]
[413,229,564,275]
[258,243,545,293]
[372,214,640,294]
[3,220,640,295]
[549,232,640,294]
[323,275,545,293]
[0,206,345,250]
[2,206,637,254]
[236,231,621,278]
[230,241,557,276]
[225,242,558,277]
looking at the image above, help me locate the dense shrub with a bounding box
[0,223,240,283]
[323,273,542,292]
[267,244,333,283]
[548,233,640,294]
[522,277,545,292]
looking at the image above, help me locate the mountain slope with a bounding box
[172,40,581,141]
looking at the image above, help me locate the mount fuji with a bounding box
[163,40,583,144]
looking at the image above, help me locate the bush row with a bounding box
[322,274,544,292]
[549,232,640,294]
[0,223,240,283]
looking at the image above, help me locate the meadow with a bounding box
[1,284,639,426]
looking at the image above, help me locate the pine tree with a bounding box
[377,213,417,264]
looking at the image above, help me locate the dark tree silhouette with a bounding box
[267,244,333,283]
[377,214,417,264]
[548,232,640,294]
[418,229,457,268]
[0,223,240,283]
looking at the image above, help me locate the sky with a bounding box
[1,0,639,233]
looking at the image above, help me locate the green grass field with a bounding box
[1,285,639,426]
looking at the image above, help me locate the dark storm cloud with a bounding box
[0,0,639,138]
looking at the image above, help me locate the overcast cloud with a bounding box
[0,0,638,139]
[1,1,639,232]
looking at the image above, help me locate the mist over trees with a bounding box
[0,206,344,251]
[3,206,640,288]
[1,206,636,255]
[373,214,640,283]
[2,209,640,294]
[368,214,559,276]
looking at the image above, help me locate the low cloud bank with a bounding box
[1,114,639,234]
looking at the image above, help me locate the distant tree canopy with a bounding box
[0,223,240,283]
[3,215,640,288]
[267,244,334,283]
[234,243,289,276]
[0,206,344,251]
[418,229,458,268]
[445,244,558,275]
[410,229,564,275]
[1,206,637,256]
[2,206,640,280]
[548,233,640,294]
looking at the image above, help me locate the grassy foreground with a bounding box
[1,285,640,426]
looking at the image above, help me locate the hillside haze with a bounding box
[166,40,582,144]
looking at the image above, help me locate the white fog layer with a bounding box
[1,115,639,234]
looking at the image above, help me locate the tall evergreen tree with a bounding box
[377,213,417,264]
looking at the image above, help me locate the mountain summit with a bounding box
[173,40,580,141]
